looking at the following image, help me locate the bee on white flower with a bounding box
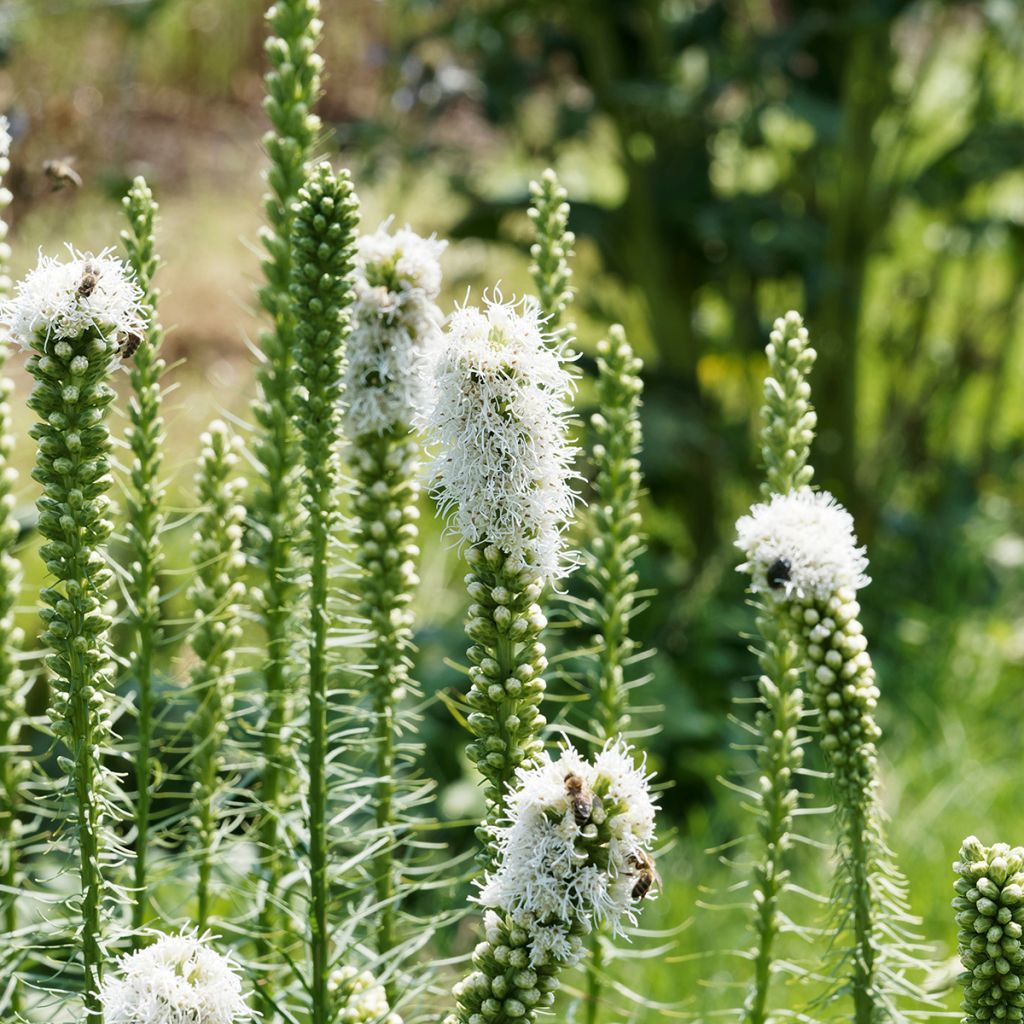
[98,932,252,1024]
[343,223,446,437]
[735,488,869,602]
[1,246,145,351]
[423,292,578,583]
[477,739,658,966]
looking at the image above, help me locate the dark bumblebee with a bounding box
[120,332,143,360]
[766,557,791,590]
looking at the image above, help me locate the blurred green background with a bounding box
[5,0,1024,1018]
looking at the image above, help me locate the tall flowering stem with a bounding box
[446,741,658,1024]
[289,162,359,1024]
[6,249,144,1019]
[345,224,444,968]
[0,116,26,1015]
[187,422,247,931]
[737,488,920,1023]
[120,175,166,937]
[424,297,577,843]
[953,836,1024,1023]
[527,169,574,331]
[251,0,322,964]
[739,311,817,1024]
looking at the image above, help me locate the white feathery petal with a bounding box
[99,932,251,1024]
[0,116,10,160]
[735,487,870,602]
[477,739,657,965]
[1,246,145,350]
[423,292,578,582]
[344,223,447,437]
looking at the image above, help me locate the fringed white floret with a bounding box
[329,966,403,1024]
[735,487,870,601]
[344,223,446,437]
[478,739,658,966]
[1,246,145,350]
[423,292,577,582]
[99,932,251,1024]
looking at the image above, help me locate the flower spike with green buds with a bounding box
[328,968,403,1024]
[120,175,167,938]
[446,740,658,1024]
[953,836,1024,1024]
[288,161,359,1024]
[346,222,444,970]
[250,0,323,970]
[0,114,28,1016]
[99,931,252,1024]
[186,422,247,932]
[5,248,145,1019]
[737,486,923,1023]
[424,294,577,838]
[527,169,574,333]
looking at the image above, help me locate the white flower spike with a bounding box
[735,488,869,602]
[344,223,446,437]
[2,246,145,350]
[424,292,577,582]
[99,932,252,1024]
[478,738,658,967]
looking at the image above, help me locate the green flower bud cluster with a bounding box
[351,430,420,965]
[120,175,166,937]
[527,169,574,332]
[27,314,124,1019]
[463,545,549,839]
[186,421,247,932]
[446,912,562,1024]
[760,311,816,498]
[288,161,359,1024]
[954,836,1024,1022]
[252,0,324,966]
[790,591,880,800]
[585,325,645,744]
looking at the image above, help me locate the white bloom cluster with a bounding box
[99,932,251,1024]
[478,739,657,966]
[424,293,577,582]
[1,246,145,350]
[735,488,869,602]
[344,223,446,437]
[0,115,10,160]
[329,966,403,1024]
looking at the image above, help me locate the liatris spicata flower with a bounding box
[953,836,1024,1024]
[527,169,574,332]
[99,932,252,1024]
[447,740,658,1024]
[5,247,144,1018]
[737,486,920,1023]
[251,0,323,974]
[345,222,444,970]
[0,113,27,1016]
[329,967,403,1024]
[424,294,577,838]
[288,161,359,1024]
[736,312,818,1024]
[186,421,247,931]
[120,175,167,938]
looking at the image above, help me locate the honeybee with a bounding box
[766,557,791,590]
[630,849,660,901]
[77,263,100,298]
[43,158,83,191]
[120,331,142,360]
[565,773,593,826]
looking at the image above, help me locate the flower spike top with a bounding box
[478,738,658,966]
[344,222,446,437]
[99,932,252,1024]
[424,291,577,582]
[2,246,144,350]
[735,488,870,602]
